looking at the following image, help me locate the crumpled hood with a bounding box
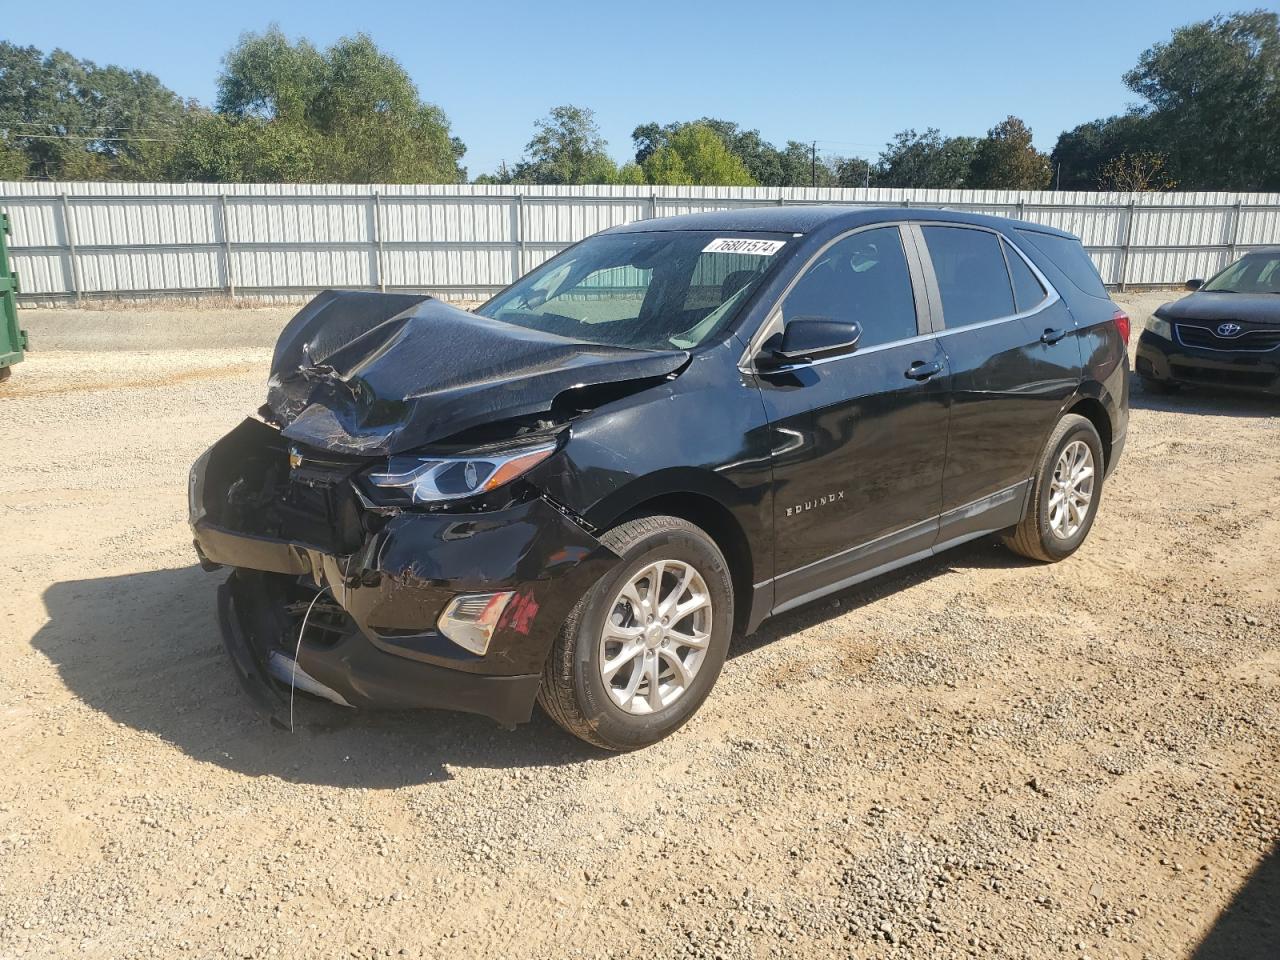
[1157,292,1280,324]
[266,290,688,456]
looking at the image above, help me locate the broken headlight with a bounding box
[362,442,556,505]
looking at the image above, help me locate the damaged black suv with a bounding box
[190,206,1129,750]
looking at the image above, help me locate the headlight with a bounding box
[363,441,556,505]
[1144,315,1173,340]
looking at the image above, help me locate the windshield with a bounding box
[1202,253,1280,294]
[477,231,791,350]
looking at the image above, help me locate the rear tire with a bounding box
[1002,414,1105,563]
[538,515,734,751]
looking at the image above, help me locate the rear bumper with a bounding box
[1136,331,1280,394]
[191,422,621,726]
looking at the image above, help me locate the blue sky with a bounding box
[7,0,1231,177]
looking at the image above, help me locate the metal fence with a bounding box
[3,181,1279,305]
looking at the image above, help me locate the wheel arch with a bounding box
[1063,395,1113,470]
[585,473,757,635]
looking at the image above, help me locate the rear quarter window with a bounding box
[1016,230,1107,298]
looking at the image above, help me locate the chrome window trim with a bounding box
[913,222,1063,335]
[738,221,927,373]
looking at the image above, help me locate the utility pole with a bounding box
[811,141,817,188]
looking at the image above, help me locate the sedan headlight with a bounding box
[363,441,556,505]
[1144,314,1173,340]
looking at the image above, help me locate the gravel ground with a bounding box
[0,293,1276,960]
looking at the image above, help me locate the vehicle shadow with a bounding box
[731,535,1030,660]
[30,565,603,789]
[1191,841,1278,960]
[33,537,1028,787]
[1128,373,1279,418]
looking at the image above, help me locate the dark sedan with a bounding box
[1136,249,1280,395]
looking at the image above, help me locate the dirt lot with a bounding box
[0,294,1276,960]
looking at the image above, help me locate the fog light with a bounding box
[436,591,515,655]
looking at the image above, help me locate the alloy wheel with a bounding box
[597,560,712,715]
[1048,440,1095,540]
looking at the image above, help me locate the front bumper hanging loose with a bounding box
[191,428,621,728]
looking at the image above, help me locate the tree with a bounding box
[206,28,466,183]
[968,116,1051,190]
[631,119,834,187]
[0,42,187,180]
[507,105,617,184]
[1049,114,1150,189]
[876,128,977,188]
[1123,11,1280,190]
[0,138,27,178]
[614,161,647,185]
[831,155,872,188]
[1097,152,1177,191]
[642,123,756,186]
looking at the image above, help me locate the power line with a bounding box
[5,133,181,142]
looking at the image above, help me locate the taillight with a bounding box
[1112,308,1131,345]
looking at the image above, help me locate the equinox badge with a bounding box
[786,491,845,517]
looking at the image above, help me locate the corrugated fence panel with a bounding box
[2,182,1279,303]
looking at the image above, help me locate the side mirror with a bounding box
[763,317,862,366]
[1185,278,1205,291]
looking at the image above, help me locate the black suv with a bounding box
[1136,248,1280,395]
[190,207,1129,750]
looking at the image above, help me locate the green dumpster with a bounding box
[0,211,27,382]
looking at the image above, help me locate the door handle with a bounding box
[1040,328,1067,345]
[904,359,943,381]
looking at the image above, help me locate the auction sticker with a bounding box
[702,237,787,256]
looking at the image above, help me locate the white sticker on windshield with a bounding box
[702,237,787,256]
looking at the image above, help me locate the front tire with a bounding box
[1002,414,1105,563]
[538,515,734,751]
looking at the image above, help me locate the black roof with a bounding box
[607,204,1077,240]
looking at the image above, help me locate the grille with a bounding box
[1170,363,1275,388]
[1176,323,1280,352]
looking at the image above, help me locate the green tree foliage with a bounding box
[0,137,28,178]
[1097,152,1178,191]
[830,155,873,188]
[502,105,618,184]
[1052,11,1280,191]
[0,42,187,180]
[173,27,465,183]
[1050,114,1150,189]
[967,116,1052,190]
[875,129,978,188]
[632,119,826,187]
[642,123,756,186]
[0,31,466,184]
[1124,10,1279,189]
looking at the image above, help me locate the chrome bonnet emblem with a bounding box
[1217,322,1242,337]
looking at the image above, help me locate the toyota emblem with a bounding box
[1216,322,1242,337]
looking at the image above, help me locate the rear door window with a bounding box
[1016,230,1108,298]
[781,226,919,348]
[1002,238,1048,313]
[921,226,1015,328]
